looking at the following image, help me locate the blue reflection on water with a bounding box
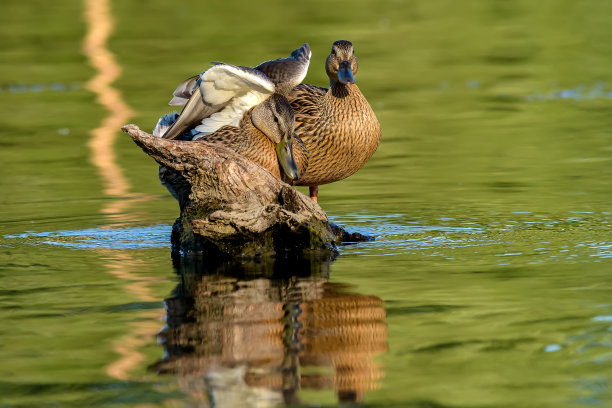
[524,83,612,102]
[5,225,172,250]
[330,211,612,263]
[4,211,610,264]
[0,82,82,93]
[438,79,612,102]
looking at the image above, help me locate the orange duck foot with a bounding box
[309,186,319,202]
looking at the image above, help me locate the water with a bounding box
[1,0,612,406]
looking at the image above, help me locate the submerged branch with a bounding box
[123,124,368,259]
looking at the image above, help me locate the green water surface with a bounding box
[1,0,611,407]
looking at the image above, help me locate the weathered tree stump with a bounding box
[122,124,368,259]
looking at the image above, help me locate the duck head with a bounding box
[251,94,300,180]
[325,40,359,85]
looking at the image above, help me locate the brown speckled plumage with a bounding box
[156,45,312,187]
[288,41,381,187]
[158,41,379,200]
[197,108,309,183]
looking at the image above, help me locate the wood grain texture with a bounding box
[122,124,336,258]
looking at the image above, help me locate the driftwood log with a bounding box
[122,125,371,259]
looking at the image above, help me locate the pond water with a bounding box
[1,0,612,406]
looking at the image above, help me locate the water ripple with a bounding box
[5,225,172,250]
[331,211,612,264]
[4,211,609,264]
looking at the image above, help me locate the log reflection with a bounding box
[152,257,388,406]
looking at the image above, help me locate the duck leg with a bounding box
[309,186,319,202]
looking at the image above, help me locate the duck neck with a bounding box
[241,109,269,144]
[328,80,355,99]
[241,108,256,130]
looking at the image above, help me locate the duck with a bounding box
[288,40,381,202]
[154,44,312,185]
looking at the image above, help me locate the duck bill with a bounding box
[338,61,355,84]
[275,137,300,180]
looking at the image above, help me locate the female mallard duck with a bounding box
[288,40,381,202]
[154,44,312,184]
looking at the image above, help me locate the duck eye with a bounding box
[273,116,279,123]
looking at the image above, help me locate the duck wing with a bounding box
[168,75,198,106]
[166,43,309,107]
[162,63,275,140]
[255,43,311,96]
[161,83,215,140]
[192,63,275,138]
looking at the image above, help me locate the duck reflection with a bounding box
[152,256,388,406]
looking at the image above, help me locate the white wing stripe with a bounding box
[191,63,275,136]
